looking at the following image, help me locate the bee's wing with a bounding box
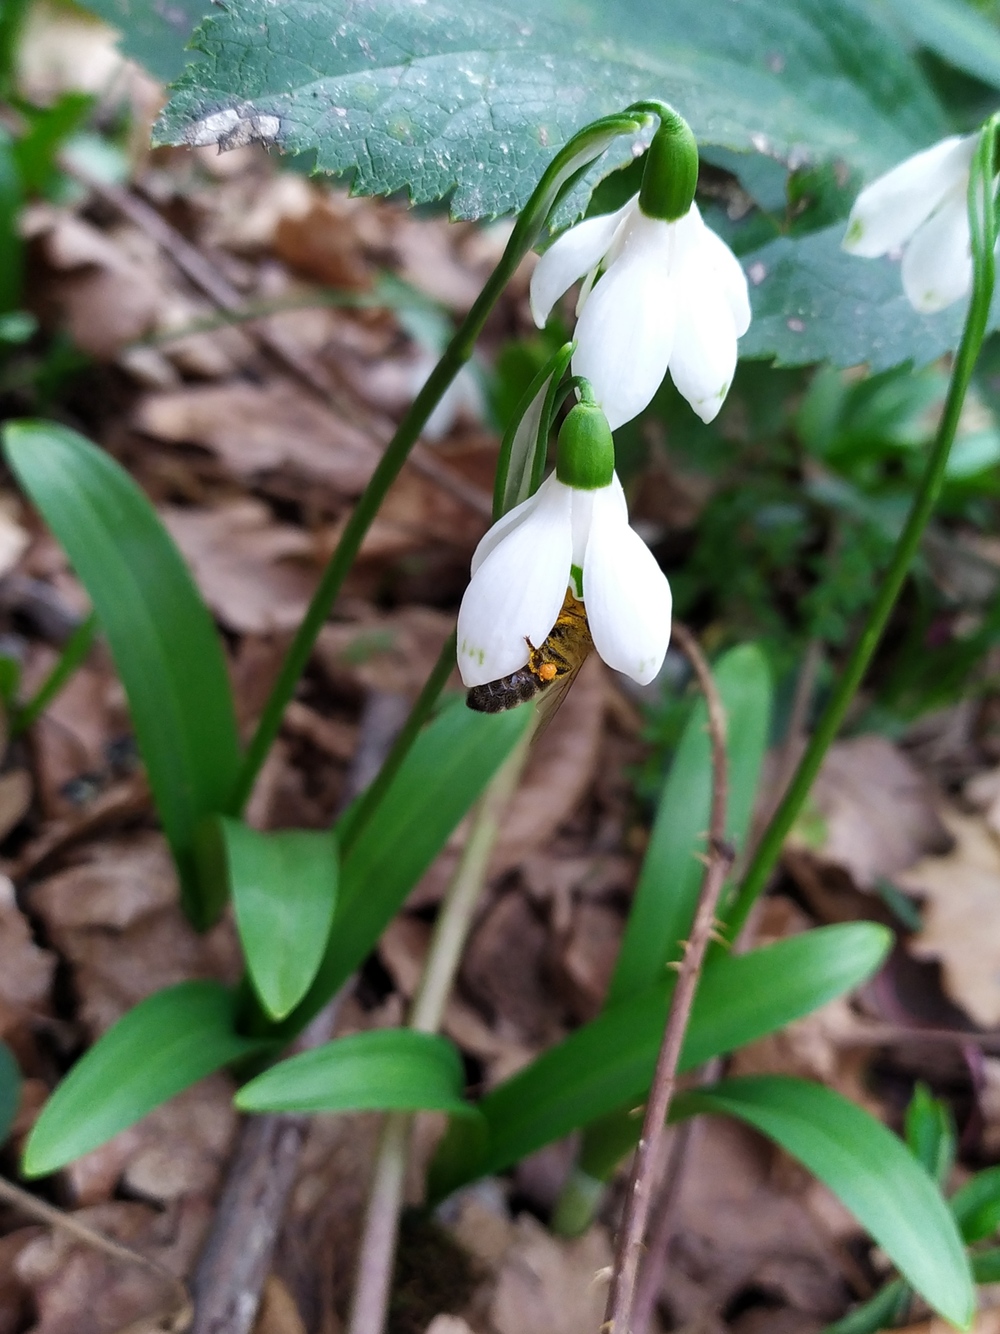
[532,653,589,736]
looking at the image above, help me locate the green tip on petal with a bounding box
[638,113,699,222]
[556,396,615,490]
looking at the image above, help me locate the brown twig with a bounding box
[603,623,733,1334]
[0,1175,192,1332]
[62,162,492,519]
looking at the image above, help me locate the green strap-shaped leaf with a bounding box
[430,921,891,1196]
[884,0,1000,93]
[3,422,242,928]
[278,698,533,1036]
[0,1041,21,1146]
[674,1076,974,1330]
[236,1029,478,1117]
[608,642,772,1007]
[214,819,339,1022]
[156,0,944,221]
[0,129,23,313]
[23,982,270,1177]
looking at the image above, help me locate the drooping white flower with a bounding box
[529,195,751,429]
[456,470,672,688]
[842,135,979,314]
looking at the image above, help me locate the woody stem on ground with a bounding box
[345,721,536,1334]
[723,115,999,947]
[603,623,731,1334]
[228,110,648,816]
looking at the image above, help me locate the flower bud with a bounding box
[638,113,699,222]
[555,391,615,490]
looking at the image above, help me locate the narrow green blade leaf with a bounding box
[608,643,771,1006]
[430,921,891,1195]
[23,982,269,1177]
[884,0,1000,93]
[0,129,23,313]
[237,1029,477,1116]
[950,1164,1000,1243]
[281,698,533,1035]
[0,1041,21,1145]
[822,1277,910,1334]
[217,819,338,1021]
[3,422,242,927]
[674,1076,974,1329]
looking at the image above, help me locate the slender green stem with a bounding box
[724,117,999,944]
[336,632,457,857]
[228,111,647,815]
[12,611,96,735]
[345,723,534,1334]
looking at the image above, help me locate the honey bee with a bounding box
[466,587,593,716]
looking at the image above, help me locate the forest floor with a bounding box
[3,10,1000,1334]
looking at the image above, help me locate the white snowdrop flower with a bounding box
[457,400,672,688]
[842,134,980,314]
[529,195,751,429]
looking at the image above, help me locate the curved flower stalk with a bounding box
[530,197,751,429]
[842,134,982,313]
[457,397,672,688]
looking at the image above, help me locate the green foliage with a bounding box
[75,0,212,82]
[675,1077,974,1329]
[213,820,339,1021]
[0,129,23,314]
[158,0,942,224]
[3,422,242,927]
[905,1082,956,1186]
[607,643,772,1008]
[0,1041,21,1146]
[23,983,270,1177]
[429,922,891,1196]
[236,1030,477,1117]
[884,0,1000,91]
[275,698,534,1036]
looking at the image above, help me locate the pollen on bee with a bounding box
[538,662,558,682]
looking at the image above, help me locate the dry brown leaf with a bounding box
[0,877,55,1021]
[553,902,622,1021]
[14,1199,204,1334]
[135,381,379,491]
[786,735,950,890]
[316,605,456,699]
[899,808,1000,1026]
[460,892,562,1047]
[424,1317,476,1334]
[162,500,317,634]
[488,1214,612,1334]
[896,1312,1000,1334]
[27,832,241,1035]
[274,195,372,289]
[253,1276,309,1334]
[658,1118,853,1331]
[0,771,32,843]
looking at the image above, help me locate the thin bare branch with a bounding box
[603,623,733,1334]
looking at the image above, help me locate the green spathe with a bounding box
[638,113,699,222]
[555,398,615,490]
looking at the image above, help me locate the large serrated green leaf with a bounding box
[23,983,270,1177]
[3,422,242,928]
[675,1076,974,1329]
[429,921,891,1196]
[236,1029,477,1116]
[156,0,944,221]
[75,0,212,82]
[742,224,1000,370]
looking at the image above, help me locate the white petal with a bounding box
[529,198,635,328]
[843,135,975,258]
[469,477,543,578]
[582,486,672,685]
[572,212,677,431]
[697,222,751,336]
[668,272,739,423]
[901,182,972,313]
[457,477,573,686]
